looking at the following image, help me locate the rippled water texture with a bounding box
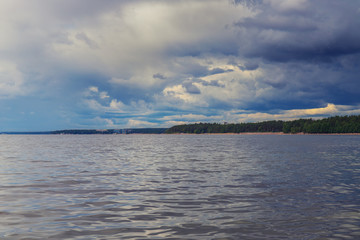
[0,134,359,239]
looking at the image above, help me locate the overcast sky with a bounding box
[1,0,360,131]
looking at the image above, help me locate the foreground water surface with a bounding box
[0,134,359,239]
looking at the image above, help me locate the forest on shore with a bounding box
[2,115,360,135]
[51,128,168,135]
[165,115,360,134]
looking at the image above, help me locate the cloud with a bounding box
[218,103,360,124]
[285,103,338,117]
[1,0,360,130]
[231,0,262,8]
[233,0,360,62]
[99,91,110,99]
[48,1,254,81]
[153,73,166,80]
[162,85,200,104]
[161,114,222,123]
[82,86,126,114]
[208,68,234,75]
[91,117,117,128]
[75,32,98,49]
[88,86,98,93]
[127,119,157,128]
[109,99,125,111]
[0,61,26,98]
[238,62,259,71]
[182,81,201,94]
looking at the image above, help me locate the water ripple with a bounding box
[0,134,359,239]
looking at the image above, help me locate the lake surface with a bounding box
[0,134,359,239]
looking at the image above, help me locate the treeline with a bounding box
[165,115,360,134]
[124,128,168,134]
[52,128,167,134]
[52,129,113,134]
[283,115,360,133]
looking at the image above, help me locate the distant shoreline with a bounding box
[1,132,360,135]
[2,115,360,135]
[167,132,360,135]
[165,115,360,134]
[2,131,360,135]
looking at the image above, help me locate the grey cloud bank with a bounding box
[0,0,359,131]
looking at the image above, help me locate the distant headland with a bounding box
[165,115,360,134]
[0,128,168,135]
[1,115,360,135]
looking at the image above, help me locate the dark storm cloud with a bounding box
[256,57,360,110]
[233,0,360,62]
[220,0,360,111]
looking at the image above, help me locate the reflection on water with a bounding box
[0,135,359,239]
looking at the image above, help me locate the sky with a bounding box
[1,0,360,131]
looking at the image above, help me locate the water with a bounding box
[0,134,359,239]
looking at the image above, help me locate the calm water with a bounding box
[0,134,359,239]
